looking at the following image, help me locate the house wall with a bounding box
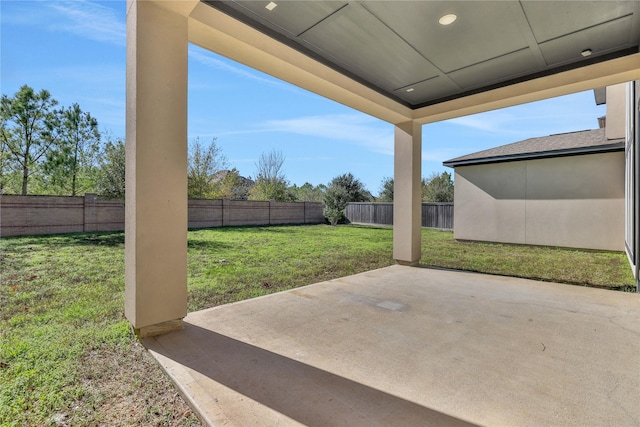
[607,84,627,140]
[625,80,640,281]
[453,151,625,251]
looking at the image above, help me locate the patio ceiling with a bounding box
[203,1,640,110]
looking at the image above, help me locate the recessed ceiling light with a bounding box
[439,14,457,26]
[581,49,593,57]
[265,1,277,11]
[406,88,415,93]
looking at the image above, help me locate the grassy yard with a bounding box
[420,230,635,291]
[0,225,635,426]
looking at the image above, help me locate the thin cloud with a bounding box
[447,110,553,137]
[259,114,394,155]
[448,92,604,137]
[49,64,125,110]
[422,148,469,162]
[221,114,470,161]
[50,64,124,85]
[229,158,258,164]
[1,0,64,26]
[47,1,125,46]
[288,156,333,162]
[189,46,298,92]
[449,113,519,134]
[450,110,598,140]
[228,155,334,172]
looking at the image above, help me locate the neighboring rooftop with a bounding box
[443,128,624,167]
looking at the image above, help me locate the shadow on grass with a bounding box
[78,233,125,247]
[193,223,327,235]
[0,232,125,251]
[187,239,232,250]
[188,286,238,312]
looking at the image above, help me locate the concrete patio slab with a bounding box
[144,265,640,426]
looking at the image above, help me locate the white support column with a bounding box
[393,121,422,265]
[125,0,188,336]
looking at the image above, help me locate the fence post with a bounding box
[84,193,98,232]
[222,198,227,227]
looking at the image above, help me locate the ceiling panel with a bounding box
[300,4,440,91]
[204,1,640,108]
[521,1,637,42]
[449,48,541,90]
[364,1,530,73]
[393,76,461,104]
[539,16,634,66]
[229,0,346,37]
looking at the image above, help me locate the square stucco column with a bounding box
[393,121,422,265]
[125,0,188,336]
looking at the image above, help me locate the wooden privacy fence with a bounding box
[345,202,454,230]
[0,194,325,237]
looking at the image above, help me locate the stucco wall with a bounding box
[453,151,625,251]
[606,84,627,140]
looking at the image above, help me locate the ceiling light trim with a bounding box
[438,14,457,26]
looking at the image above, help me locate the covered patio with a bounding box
[125,1,640,424]
[125,0,640,336]
[145,265,640,426]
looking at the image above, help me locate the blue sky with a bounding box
[1,0,606,195]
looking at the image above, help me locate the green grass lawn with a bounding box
[420,230,635,291]
[0,225,635,426]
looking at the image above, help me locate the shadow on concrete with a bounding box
[147,322,477,426]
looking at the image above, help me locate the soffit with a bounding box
[202,1,640,109]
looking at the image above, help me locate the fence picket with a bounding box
[345,202,453,230]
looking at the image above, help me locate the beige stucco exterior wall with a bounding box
[606,84,627,140]
[453,151,625,251]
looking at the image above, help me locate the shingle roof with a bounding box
[443,128,625,167]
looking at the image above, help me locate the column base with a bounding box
[133,319,184,338]
[395,259,420,267]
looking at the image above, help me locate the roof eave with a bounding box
[443,142,625,168]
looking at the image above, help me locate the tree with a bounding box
[216,168,252,200]
[323,173,371,225]
[43,103,101,195]
[249,149,293,201]
[188,137,228,199]
[422,171,454,202]
[292,182,326,202]
[378,177,394,202]
[0,129,15,193]
[330,173,371,203]
[0,85,58,195]
[96,137,126,199]
[323,185,349,225]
